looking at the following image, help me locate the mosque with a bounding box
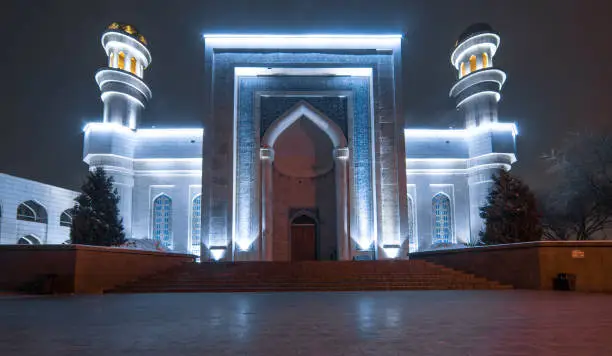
[0,23,517,262]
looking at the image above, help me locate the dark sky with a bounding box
[1,0,611,191]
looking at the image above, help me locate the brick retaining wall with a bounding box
[0,244,194,294]
[410,241,612,292]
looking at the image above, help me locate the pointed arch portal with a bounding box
[262,102,347,148]
[260,102,350,261]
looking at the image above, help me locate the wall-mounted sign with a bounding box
[572,250,585,259]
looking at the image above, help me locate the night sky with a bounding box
[1,0,610,191]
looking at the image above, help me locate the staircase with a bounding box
[108,260,511,293]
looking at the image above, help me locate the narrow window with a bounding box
[482,53,489,68]
[432,193,452,245]
[460,62,466,77]
[109,52,114,67]
[191,195,202,257]
[152,194,172,249]
[407,195,417,252]
[118,51,126,70]
[469,55,477,73]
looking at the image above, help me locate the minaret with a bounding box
[449,23,506,129]
[449,24,513,242]
[95,23,152,130]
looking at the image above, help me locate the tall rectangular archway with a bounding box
[202,35,407,261]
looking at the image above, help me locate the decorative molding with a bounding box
[260,148,275,161]
[334,147,350,160]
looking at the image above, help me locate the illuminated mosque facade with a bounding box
[0,23,517,261]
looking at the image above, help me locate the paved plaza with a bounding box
[0,290,611,355]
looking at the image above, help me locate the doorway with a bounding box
[290,215,317,261]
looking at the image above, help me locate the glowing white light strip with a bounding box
[205,34,402,50]
[235,67,372,77]
[83,122,133,134]
[406,153,518,165]
[406,163,512,175]
[449,69,507,97]
[101,91,145,107]
[96,70,152,99]
[404,122,518,138]
[82,153,133,165]
[91,165,134,176]
[84,152,202,167]
[204,34,403,39]
[456,91,500,108]
[136,128,203,137]
[133,158,201,163]
[134,170,202,177]
[83,122,203,136]
[407,158,465,162]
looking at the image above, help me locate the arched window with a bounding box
[118,51,126,70]
[407,195,417,252]
[432,193,452,245]
[60,209,73,228]
[18,235,41,245]
[460,62,466,77]
[482,53,489,68]
[16,201,47,223]
[191,195,202,257]
[109,52,114,67]
[130,57,137,74]
[152,194,172,248]
[469,55,477,73]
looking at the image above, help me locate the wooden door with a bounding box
[291,224,316,261]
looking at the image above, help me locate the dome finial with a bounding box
[106,22,148,46]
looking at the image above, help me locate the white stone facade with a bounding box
[0,173,78,245]
[83,124,203,255]
[0,24,518,260]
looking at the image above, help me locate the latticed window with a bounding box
[407,195,417,252]
[17,204,36,222]
[432,193,452,245]
[16,201,47,223]
[191,195,201,257]
[18,235,41,245]
[152,194,172,249]
[60,210,73,227]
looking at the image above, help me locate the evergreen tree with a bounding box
[70,168,125,246]
[479,170,542,245]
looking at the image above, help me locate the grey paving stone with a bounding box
[0,291,611,355]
